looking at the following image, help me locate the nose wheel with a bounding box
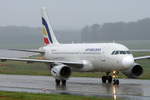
[113,79,119,85]
[101,71,119,85]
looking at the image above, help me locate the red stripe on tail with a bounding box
[44,38,50,45]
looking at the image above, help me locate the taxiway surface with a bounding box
[0,74,149,100]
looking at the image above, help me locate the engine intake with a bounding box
[51,64,71,79]
[122,63,143,78]
[60,66,71,77]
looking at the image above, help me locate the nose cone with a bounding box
[122,56,134,68]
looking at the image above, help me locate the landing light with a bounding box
[112,71,119,78]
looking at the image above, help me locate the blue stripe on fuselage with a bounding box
[42,17,53,43]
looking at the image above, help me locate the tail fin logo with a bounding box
[41,7,59,45]
[42,17,53,45]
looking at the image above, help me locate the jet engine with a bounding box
[51,64,71,80]
[122,63,143,78]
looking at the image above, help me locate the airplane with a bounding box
[0,7,150,87]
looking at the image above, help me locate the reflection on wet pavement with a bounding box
[0,75,150,100]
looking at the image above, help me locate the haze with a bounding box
[0,0,150,29]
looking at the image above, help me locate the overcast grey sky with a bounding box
[0,0,150,29]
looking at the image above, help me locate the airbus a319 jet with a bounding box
[0,8,150,87]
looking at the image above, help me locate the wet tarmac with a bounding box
[0,74,150,100]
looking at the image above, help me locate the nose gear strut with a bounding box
[112,71,119,85]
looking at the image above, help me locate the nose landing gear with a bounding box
[112,71,119,85]
[113,79,119,85]
[101,71,119,85]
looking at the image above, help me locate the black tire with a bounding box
[102,76,107,83]
[62,80,66,87]
[113,79,116,85]
[116,80,119,85]
[113,79,119,85]
[55,79,60,87]
[108,76,112,83]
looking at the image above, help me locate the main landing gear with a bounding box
[55,79,67,88]
[101,71,119,85]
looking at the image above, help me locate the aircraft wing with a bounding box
[131,49,150,52]
[0,57,83,68]
[134,56,150,60]
[7,49,45,54]
[130,49,150,60]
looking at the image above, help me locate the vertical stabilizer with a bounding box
[41,7,59,45]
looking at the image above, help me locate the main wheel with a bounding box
[102,76,107,83]
[55,79,60,87]
[108,76,112,84]
[62,80,66,87]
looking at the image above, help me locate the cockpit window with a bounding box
[112,51,115,55]
[115,51,119,55]
[111,50,131,55]
[126,51,131,54]
[120,51,126,54]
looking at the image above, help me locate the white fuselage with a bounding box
[42,43,134,72]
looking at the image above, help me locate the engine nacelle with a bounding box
[122,63,143,78]
[51,64,71,80]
